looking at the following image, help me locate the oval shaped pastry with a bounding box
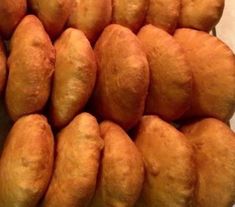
[28,0,74,39]
[0,114,54,207]
[174,28,235,121]
[138,25,192,121]
[135,115,196,207]
[68,0,112,44]
[50,28,97,128]
[181,118,235,207]
[146,0,180,33]
[0,0,27,39]
[91,24,149,130]
[0,38,6,95]
[179,0,224,32]
[90,121,144,207]
[112,0,148,32]
[41,113,103,207]
[6,15,55,121]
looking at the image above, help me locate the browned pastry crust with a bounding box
[6,15,55,121]
[91,24,149,130]
[50,28,97,128]
[146,0,180,33]
[68,0,112,44]
[91,121,144,207]
[179,0,225,32]
[0,114,54,207]
[28,0,74,39]
[174,28,235,121]
[181,118,235,207]
[41,113,103,207]
[0,38,6,94]
[0,0,27,39]
[135,115,196,207]
[138,25,192,121]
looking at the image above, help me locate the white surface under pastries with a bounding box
[217,0,235,131]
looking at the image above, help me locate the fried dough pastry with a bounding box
[90,121,144,207]
[0,0,27,39]
[181,118,235,207]
[135,115,195,207]
[146,0,180,33]
[50,28,97,128]
[0,114,54,207]
[91,24,149,130]
[112,0,147,32]
[0,39,6,95]
[174,29,235,121]
[28,0,74,39]
[6,15,55,121]
[138,25,192,121]
[68,0,112,44]
[41,113,103,207]
[179,0,224,32]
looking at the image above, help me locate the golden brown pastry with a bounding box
[0,0,27,39]
[28,0,74,39]
[181,118,235,207]
[137,25,192,121]
[68,0,112,44]
[146,0,180,33]
[112,0,148,32]
[6,15,55,121]
[90,121,144,207]
[0,38,6,95]
[179,0,224,32]
[135,115,196,207]
[0,114,54,207]
[41,113,103,207]
[50,28,97,128]
[90,24,149,130]
[174,28,235,121]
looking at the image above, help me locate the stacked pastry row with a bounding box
[1,113,235,207]
[0,15,235,130]
[0,0,225,42]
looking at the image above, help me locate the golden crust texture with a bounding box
[0,0,27,39]
[50,28,97,128]
[6,15,55,121]
[68,0,112,44]
[0,114,54,207]
[174,28,235,121]
[135,115,196,207]
[112,0,148,32]
[29,0,74,39]
[137,25,192,121]
[90,121,144,207]
[91,24,149,130]
[41,113,104,207]
[146,0,180,33]
[179,0,224,32]
[181,118,235,207]
[0,39,6,94]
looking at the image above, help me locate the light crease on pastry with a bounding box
[0,114,54,207]
[41,113,104,207]
[138,24,192,121]
[50,28,97,128]
[174,28,235,121]
[68,0,112,44]
[179,0,224,32]
[181,118,235,207]
[6,15,55,121]
[135,115,196,207]
[90,121,144,207]
[90,24,149,130]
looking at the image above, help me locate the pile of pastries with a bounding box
[0,0,235,207]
